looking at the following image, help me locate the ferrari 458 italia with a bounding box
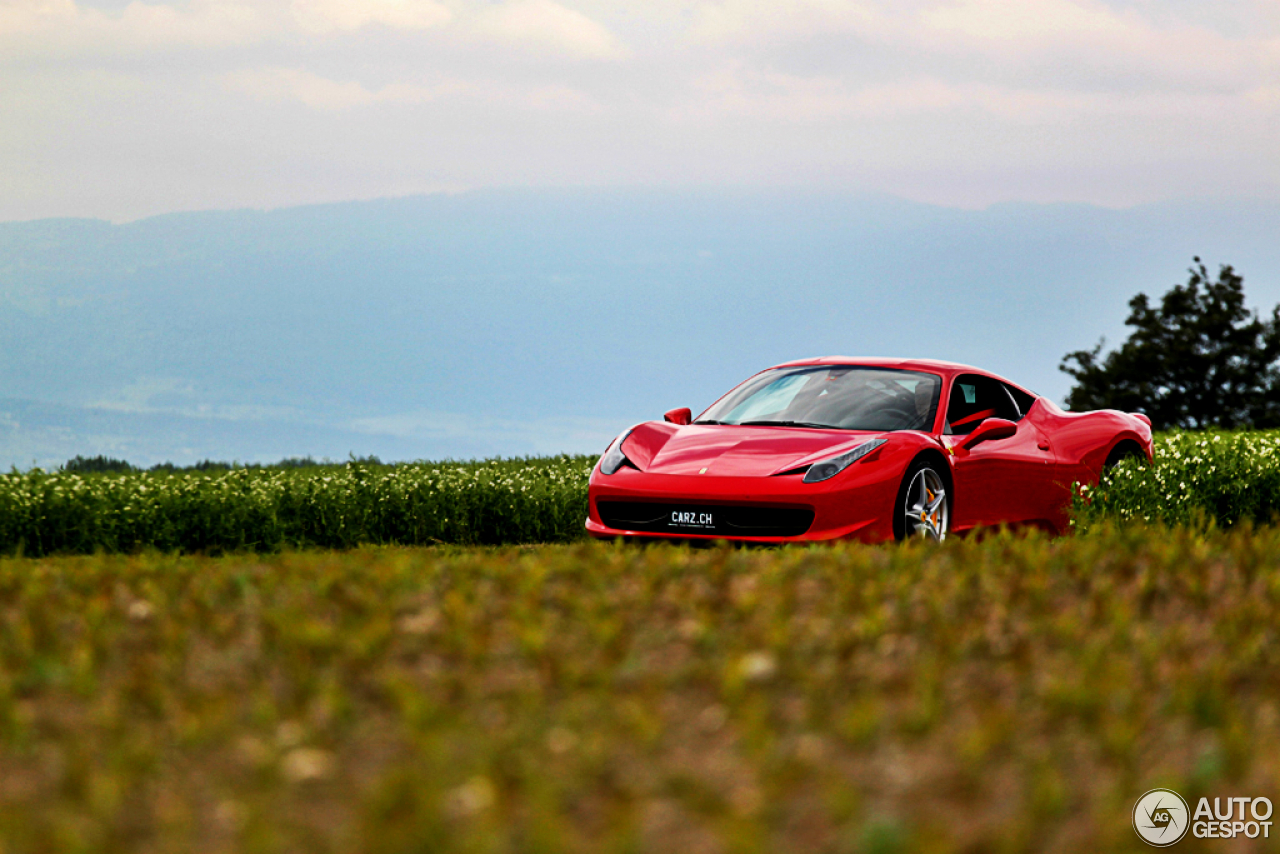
[586,358,1152,543]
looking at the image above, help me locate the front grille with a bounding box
[597,500,814,538]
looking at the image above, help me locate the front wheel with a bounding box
[894,460,950,541]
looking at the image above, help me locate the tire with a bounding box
[894,459,950,542]
[1104,442,1147,472]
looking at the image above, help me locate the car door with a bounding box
[943,374,1057,532]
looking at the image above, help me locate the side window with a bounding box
[944,374,1021,434]
[1003,383,1037,419]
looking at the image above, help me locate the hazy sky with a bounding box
[3,0,1279,222]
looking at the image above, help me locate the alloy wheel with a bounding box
[904,466,948,540]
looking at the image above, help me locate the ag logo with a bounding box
[1134,789,1190,846]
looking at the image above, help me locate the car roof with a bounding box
[765,357,1039,397]
[770,356,981,375]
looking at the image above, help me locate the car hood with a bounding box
[621,422,886,477]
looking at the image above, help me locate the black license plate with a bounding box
[668,509,715,530]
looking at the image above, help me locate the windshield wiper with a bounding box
[692,419,727,425]
[737,420,840,429]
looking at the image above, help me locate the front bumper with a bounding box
[585,467,900,544]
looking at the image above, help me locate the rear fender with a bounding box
[1104,434,1153,465]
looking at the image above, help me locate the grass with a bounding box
[0,456,595,557]
[4,429,1280,557]
[1077,430,1280,531]
[4,529,1280,852]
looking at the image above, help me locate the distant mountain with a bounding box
[3,189,1279,468]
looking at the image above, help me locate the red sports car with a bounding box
[586,358,1152,543]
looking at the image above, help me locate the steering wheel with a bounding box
[873,403,919,429]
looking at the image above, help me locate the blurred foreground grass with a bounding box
[3,529,1280,853]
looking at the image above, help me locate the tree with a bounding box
[1060,258,1280,430]
[61,455,135,474]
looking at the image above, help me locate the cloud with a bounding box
[471,0,630,59]
[289,0,451,35]
[920,0,1131,43]
[221,67,603,114]
[2,0,1279,220]
[223,67,460,110]
[0,0,272,56]
[0,0,628,63]
[685,0,1267,94]
[675,68,1266,126]
[688,0,890,44]
[916,0,1258,91]
[349,409,620,457]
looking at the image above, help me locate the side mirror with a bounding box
[961,417,1016,449]
[664,407,692,426]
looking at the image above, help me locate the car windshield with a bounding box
[696,366,942,431]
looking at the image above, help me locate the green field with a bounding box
[1077,430,1280,531]
[4,430,1280,557]
[3,529,1280,853]
[0,456,595,557]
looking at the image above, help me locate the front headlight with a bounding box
[598,429,633,475]
[803,438,887,483]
